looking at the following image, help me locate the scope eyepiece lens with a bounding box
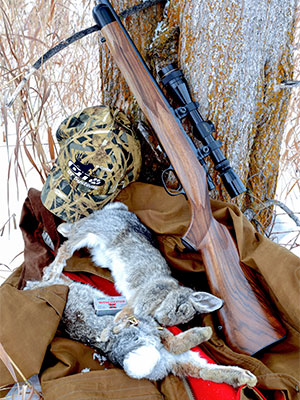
[221,169,246,198]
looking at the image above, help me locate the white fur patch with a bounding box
[78,233,99,248]
[104,202,128,211]
[109,258,133,298]
[57,222,71,237]
[123,345,161,379]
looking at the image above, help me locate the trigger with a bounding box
[162,166,185,196]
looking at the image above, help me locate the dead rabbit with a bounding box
[26,202,257,387]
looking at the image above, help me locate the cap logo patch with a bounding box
[68,160,104,189]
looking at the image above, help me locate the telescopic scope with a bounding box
[158,63,246,198]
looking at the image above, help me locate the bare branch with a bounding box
[5,0,166,107]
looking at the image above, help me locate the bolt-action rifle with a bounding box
[92,0,286,356]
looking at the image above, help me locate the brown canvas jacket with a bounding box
[0,183,299,400]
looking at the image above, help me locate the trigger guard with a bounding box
[161,168,185,196]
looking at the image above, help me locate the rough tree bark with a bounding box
[97,0,296,227]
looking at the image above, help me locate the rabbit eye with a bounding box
[178,303,192,314]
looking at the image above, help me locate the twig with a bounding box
[279,80,300,88]
[264,199,300,226]
[0,214,16,236]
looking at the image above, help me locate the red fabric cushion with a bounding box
[168,326,238,400]
[63,272,121,296]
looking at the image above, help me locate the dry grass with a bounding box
[1,0,102,197]
[0,0,104,283]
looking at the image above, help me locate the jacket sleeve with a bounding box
[0,282,69,393]
[17,188,62,289]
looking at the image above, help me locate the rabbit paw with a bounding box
[236,370,257,387]
[42,265,58,281]
[197,326,212,342]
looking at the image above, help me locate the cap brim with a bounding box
[41,163,118,222]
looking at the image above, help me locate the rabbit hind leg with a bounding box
[42,241,74,281]
[199,364,257,387]
[161,327,212,354]
[172,352,257,388]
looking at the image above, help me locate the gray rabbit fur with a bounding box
[25,202,257,387]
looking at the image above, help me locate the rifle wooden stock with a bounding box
[93,1,286,355]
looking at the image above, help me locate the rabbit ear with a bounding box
[57,222,72,237]
[189,292,224,313]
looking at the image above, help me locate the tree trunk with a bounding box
[97,0,295,227]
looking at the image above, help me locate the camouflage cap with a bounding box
[41,105,141,222]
